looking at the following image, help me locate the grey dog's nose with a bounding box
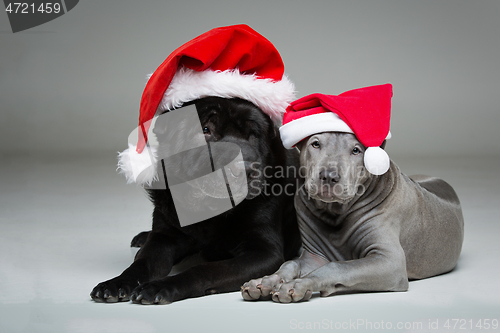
[319,168,340,184]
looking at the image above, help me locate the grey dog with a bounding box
[242,132,464,303]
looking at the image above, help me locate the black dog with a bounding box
[91,97,301,304]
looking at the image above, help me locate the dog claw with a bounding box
[154,295,171,305]
[118,289,130,301]
[141,298,153,305]
[101,289,118,302]
[103,289,110,299]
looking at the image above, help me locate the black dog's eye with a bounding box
[311,141,320,149]
[352,147,361,155]
[203,127,211,135]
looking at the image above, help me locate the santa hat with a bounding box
[279,84,393,175]
[118,24,295,184]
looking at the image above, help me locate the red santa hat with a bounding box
[279,84,393,175]
[118,24,295,184]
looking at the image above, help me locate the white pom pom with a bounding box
[117,144,158,185]
[364,147,390,175]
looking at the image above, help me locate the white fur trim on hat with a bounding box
[279,112,354,149]
[151,67,296,126]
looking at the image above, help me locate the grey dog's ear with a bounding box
[294,138,308,152]
[380,140,387,150]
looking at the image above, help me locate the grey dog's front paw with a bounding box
[271,278,313,303]
[241,274,284,301]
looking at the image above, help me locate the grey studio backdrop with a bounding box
[1,1,500,333]
[1,0,499,157]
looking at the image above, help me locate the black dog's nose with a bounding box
[319,168,340,184]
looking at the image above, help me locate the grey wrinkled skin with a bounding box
[242,132,464,303]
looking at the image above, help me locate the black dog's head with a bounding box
[196,97,278,198]
[153,97,279,204]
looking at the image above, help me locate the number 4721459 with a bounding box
[5,2,62,14]
[443,319,498,330]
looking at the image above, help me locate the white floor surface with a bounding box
[1,153,499,333]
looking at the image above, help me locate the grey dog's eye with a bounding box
[311,141,320,149]
[203,127,211,135]
[352,147,361,155]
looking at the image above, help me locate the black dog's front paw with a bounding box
[90,276,139,303]
[130,280,180,305]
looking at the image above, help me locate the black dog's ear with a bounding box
[269,124,278,139]
[380,140,387,150]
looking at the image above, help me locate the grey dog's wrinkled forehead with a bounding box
[297,132,363,151]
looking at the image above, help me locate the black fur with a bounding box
[91,97,301,304]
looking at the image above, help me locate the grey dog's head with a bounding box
[297,132,382,203]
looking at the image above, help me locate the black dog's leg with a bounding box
[130,231,150,248]
[130,235,283,304]
[91,228,197,303]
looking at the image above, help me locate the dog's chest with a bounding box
[296,190,366,262]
